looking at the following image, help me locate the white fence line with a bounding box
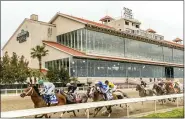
[1,94,183,118]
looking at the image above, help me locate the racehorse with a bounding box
[87,86,130,117]
[136,84,155,97]
[57,88,89,117]
[20,85,66,118]
[164,82,180,102]
[152,83,166,104]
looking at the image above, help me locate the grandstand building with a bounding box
[2,8,184,84]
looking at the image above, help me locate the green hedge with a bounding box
[142,108,184,118]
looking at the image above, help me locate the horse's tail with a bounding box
[115,90,130,98]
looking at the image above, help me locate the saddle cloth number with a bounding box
[49,95,58,104]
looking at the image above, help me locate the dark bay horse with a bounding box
[152,83,166,104]
[87,86,114,117]
[87,86,130,117]
[136,84,155,97]
[20,86,66,118]
[57,88,89,117]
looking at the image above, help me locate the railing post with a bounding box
[5,89,7,95]
[86,109,89,118]
[16,88,18,95]
[154,100,156,113]
[126,103,129,117]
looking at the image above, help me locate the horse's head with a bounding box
[20,86,40,98]
[87,86,100,98]
[152,83,158,90]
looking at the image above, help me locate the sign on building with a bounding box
[17,29,29,43]
[123,7,133,19]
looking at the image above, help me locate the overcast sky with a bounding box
[1,1,183,48]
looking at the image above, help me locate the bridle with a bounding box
[24,87,34,96]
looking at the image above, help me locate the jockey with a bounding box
[157,79,166,93]
[105,80,117,93]
[95,81,112,100]
[38,79,55,106]
[173,79,180,93]
[140,78,146,88]
[66,83,77,101]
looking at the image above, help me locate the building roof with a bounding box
[146,28,156,33]
[49,12,114,29]
[43,40,183,68]
[99,15,114,21]
[43,40,86,57]
[48,12,183,49]
[173,38,182,42]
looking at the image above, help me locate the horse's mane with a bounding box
[33,86,41,96]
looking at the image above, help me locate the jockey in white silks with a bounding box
[38,79,56,105]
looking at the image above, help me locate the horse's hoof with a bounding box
[108,114,111,117]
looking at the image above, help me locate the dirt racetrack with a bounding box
[1,91,184,118]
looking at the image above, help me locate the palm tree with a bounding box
[30,45,49,72]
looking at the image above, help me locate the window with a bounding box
[136,25,140,28]
[108,20,110,22]
[125,21,129,25]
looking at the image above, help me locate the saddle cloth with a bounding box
[43,94,58,104]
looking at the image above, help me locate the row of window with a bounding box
[70,58,184,78]
[45,58,70,72]
[56,28,184,64]
[44,57,184,78]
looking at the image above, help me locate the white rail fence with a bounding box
[1,94,183,118]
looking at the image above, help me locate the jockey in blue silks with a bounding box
[95,81,113,100]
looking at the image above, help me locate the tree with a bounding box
[30,45,49,72]
[10,52,19,81]
[1,52,15,84]
[46,67,70,84]
[46,67,59,83]
[58,67,70,84]
[16,55,29,84]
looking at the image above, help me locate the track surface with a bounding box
[1,90,184,118]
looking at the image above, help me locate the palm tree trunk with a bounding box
[39,59,42,73]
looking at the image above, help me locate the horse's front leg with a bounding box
[35,114,44,118]
[72,110,76,117]
[94,107,103,117]
[44,114,50,118]
[60,111,66,118]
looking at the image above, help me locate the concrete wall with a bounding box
[2,19,56,69]
[107,18,139,31]
[52,16,85,36]
[42,45,72,68]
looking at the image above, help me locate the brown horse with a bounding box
[152,83,166,104]
[164,82,180,102]
[20,85,66,118]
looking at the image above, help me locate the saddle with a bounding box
[66,93,81,104]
